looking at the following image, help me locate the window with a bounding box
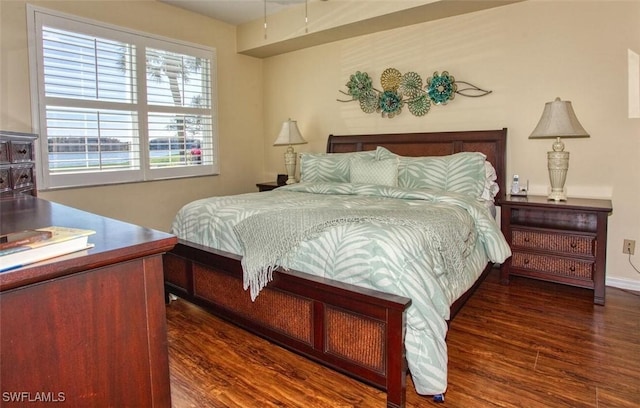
[28,6,218,189]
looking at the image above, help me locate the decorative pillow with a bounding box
[350,157,399,186]
[299,150,376,183]
[375,146,487,198]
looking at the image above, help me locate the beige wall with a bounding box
[2,1,639,288]
[0,0,264,231]
[262,1,640,287]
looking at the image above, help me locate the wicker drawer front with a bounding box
[512,252,594,280]
[512,229,595,256]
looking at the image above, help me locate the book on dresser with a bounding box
[0,226,96,272]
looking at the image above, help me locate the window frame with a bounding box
[27,5,219,190]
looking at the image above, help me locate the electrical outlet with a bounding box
[623,239,635,255]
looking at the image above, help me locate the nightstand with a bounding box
[499,195,612,305]
[256,181,279,192]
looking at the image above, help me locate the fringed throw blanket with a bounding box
[234,207,476,301]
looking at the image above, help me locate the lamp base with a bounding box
[547,149,569,201]
[547,189,567,201]
[284,145,297,184]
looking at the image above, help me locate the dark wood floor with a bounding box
[166,269,640,407]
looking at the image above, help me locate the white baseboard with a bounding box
[606,276,640,293]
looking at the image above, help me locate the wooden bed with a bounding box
[164,128,507,408]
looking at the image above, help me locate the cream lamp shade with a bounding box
[273,119,307,184]
[529,97,589,201]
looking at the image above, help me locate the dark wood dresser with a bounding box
[256,181,280,191]
[0,196,177,407]
[499,195,612,305]
[0,130,38,197]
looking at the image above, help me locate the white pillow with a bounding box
[350,157,399,186]
[482,161,500,201]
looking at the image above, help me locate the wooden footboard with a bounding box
[164,240,412,408]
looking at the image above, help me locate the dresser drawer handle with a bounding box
[523,258,530,265]
[570,242,577,249]
[569,266,576,272]
[17,149,28,155]
[524,237,530,243]
[19,174,29,180]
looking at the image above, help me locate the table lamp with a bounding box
[529,97,589,201]
[273,119,307,184]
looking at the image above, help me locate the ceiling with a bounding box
[158,0,310,25]
[157,0,522,58]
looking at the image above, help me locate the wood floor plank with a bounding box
[167,269,640,407]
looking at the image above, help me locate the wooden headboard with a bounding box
[326,128,507,202]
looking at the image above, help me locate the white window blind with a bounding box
[28,6,218,189]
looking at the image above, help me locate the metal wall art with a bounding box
[337,69,492,118]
